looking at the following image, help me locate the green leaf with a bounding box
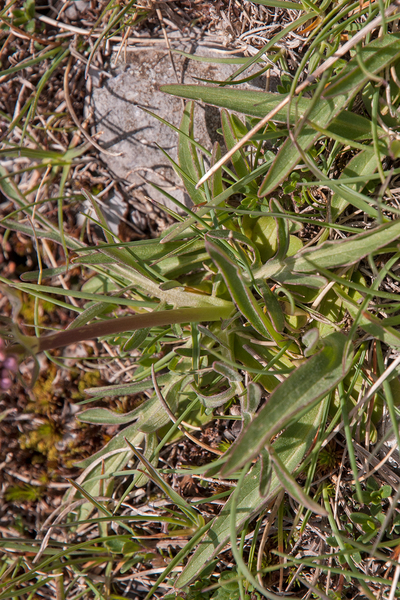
[302,328,319,357]
[213,361,243,382]
[255,218,400,280]
[161,85,382,143]
[133,432,159,488]
[390,139,400,159]
[78,398,162,426]
[260,35,400,195]
[268,444,327,515]
[172,50,250,65]
[241,382,262,428]
[123,327,150,352]
[350,512,374,526]
[251,0,303,8]
[272,270,327,288]
[270,198,290,262]
[175,399,327,588]
[329,150,378,224]
[221,110,249,180]
[194,381,240,409]
[25,0,36,21]
[178,101,207,206]
[222,332,352,475]
[84,373,175,399]
[205,236,284,344]
[259,448,272,497]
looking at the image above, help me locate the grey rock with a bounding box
[90,46,277,212]
[64,0,89,21]
[76,190,128,237]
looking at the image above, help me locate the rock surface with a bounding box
[90,45,277,212]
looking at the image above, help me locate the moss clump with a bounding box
[20,293,56,327]
[28,362,58,414]
[71,369,101,400]
[5,484,44,503]
[19,420,63,463]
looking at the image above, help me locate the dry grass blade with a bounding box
[0,15,60,47]
[196,0,400,189]
[63,55,121,157]
[151,364,223,456]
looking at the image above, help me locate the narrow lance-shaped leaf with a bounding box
[251,0,305,9]
[78,386,177,426]
[205,236,285,344]
[213,361,243,382]
[221,109,249,179]
[134,432,159,488]
[272,270,327,288]
[178,101,207,206]
[241,382,262,429]
[84,373,175,399]
[254,218,400,280]
[267,443,327,516]
[270,198,289,262]
[259,35,400,196]
[222,331,352,476]
[161,86,384,143]
[259,448,272,497]
[176,399,328,588]
[194,382,241,410]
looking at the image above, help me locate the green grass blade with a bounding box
[205,236,284,344]
[222,332,352,475]
[176,399,327,588]
[251,0,304,8]
[178,101,207,206]
[124,438,203,526]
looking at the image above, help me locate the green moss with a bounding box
[71,369,101,400]
[28,363,58,413]
[5,484,43,503]
[19,421,62,462]
[20,293,56,327]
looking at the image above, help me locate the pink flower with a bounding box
[0,338,18,391]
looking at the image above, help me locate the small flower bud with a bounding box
[3,356,18,372]
[1,375,12,390]
[0,338,19,391]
